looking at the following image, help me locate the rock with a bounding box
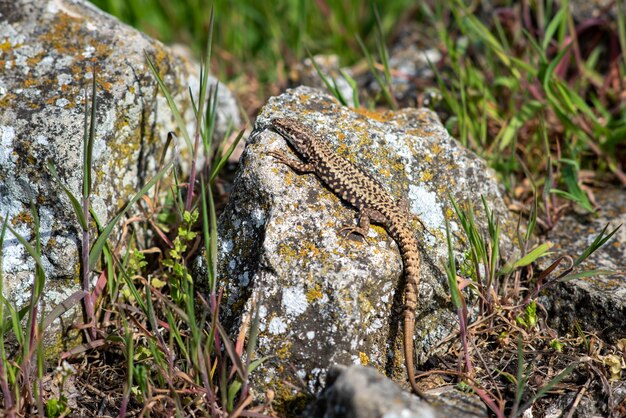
[289,55,357,108]
[425,386,488,418]
[374,23,442,107]
[540,187,625,343]
[304,365,488,418]
[542,379,626,418]
[303,364,436,418]
[218,86,515,410]
[0,0,240,350]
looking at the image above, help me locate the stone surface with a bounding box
[425,386,488,418]
[0,0,239,350]
[290,55,357,107]
[376,23,442,107]
[540,187,625,343]
[304,365,488,418]
[542,379,626,418]
[218,86,516,409]
[304,365,436,418]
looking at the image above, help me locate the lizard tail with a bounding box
[398,230,426,398]
[405,308,427,398]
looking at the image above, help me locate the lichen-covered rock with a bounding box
[217,86,514,409]
[540,187,625,343]
[0,0,239,350]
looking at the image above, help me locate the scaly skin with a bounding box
[267,117,426,398]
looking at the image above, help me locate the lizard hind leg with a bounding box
[339,207,386,241]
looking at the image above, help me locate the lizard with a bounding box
[266,117,426,399]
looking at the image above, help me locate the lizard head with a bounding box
[269,118,314,159]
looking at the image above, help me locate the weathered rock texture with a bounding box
[0,0,239,350]
[305,365,488,418]
[541,187,625,342]
[218,86,515,410]
[304,365,436,418]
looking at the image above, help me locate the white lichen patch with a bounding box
[56,73,72,87]
[221,239,234,253]
[251,207,266,227]
[408,185,442,230]
[0,125,16,166]
[268,317,288,334]
[282,286,308,316]
[55,98,70,108]
[35,134,49,148]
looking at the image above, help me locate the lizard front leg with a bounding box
[267,150,315,174]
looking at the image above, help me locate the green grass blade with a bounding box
[6,223,44,272]
[306,48,348,106]
[541,8,565,52]
[552,159,593,212]
[515,363,577,417]
[47,161,88,231]
[445,218,462,309]
[559,269,617,282]
[209,127,245,182]
[501,242,553,274]
[573,223,621,267]
[88,159,174,271]
[144,52,193,151]
[84,69,97,199]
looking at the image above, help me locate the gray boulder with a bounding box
[0,0,239,350]
[218,86,515,409]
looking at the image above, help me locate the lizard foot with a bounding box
[339,225,371,243]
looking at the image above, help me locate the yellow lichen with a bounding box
[305,283,323,303]
[0,93,16,108]
[353,107,390,122]
[11,211,34,227]
[420,171,433,182]
[430,143,443,155]
[0,40,13,52]
[275,341,293,360]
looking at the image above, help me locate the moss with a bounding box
[44,325,82,360]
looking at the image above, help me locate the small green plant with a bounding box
[162,210,199,304]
